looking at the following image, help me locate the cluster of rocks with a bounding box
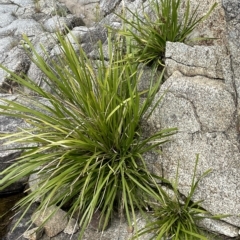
[1,0,240,239]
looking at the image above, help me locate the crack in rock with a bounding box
[168,91,203,132]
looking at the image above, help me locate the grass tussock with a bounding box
[0,31,176,238]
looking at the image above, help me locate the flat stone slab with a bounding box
[165,42,225,80]
[0,19,43,37]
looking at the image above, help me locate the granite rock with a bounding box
[0,19,43,37]
[32,206,68,238]
[43,14,84,33]
[148,72,240,228]
[0,46,30,93]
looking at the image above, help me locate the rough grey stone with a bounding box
[65,25,90,43]
[222,0,240,115]
[43,15,84,33]
[165,42,236,97]
[0,94,29,194]
[148,72,240,228]
[3,203,38,240]
[0,19,43,37]
[32,206,68,237]
[0,12,16,28]
[154,71,236,132]
[6,206,154,240]
[198,217,239,238]
[0,94,49,194]
[0,46,30,93]
[0,4,18,14]
[100,0,121,16]
[0,37,19,58]
[182,0,227,46]
[58,0,102,26]
[63,218,79,235]
[137,64,162,95]
[9,0,33,7]
[222,0,240,22]
[165,42,225,79]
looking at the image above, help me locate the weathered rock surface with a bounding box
[198,218,239,238]
[32,206,69,237]
[0,46,30,93]
[58,0,102,26]
[0,94,28,193]
[0,19,43,37]
[145,4,240,234]
[3,203,39,240]
[26,32,58,93]
[145,0,240,233]
[0,12,16,28]
[183,0,227,46]
[6,202,154,240]
[23,227,44,240]
[150,71,240,225]
[165,42,225,79]
[43,15,84,33]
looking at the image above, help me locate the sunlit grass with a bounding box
[0,31,176,238]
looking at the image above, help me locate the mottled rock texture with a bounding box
[145,0,240,232]
[149,70,240,229]
[1,0,240,239]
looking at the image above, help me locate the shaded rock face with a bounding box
[223,0,240,113]
[0,95,27,194]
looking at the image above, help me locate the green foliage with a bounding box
[134,155,227,240]
[118,0,217,65]
[0,32,176,238]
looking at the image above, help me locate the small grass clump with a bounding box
[118,0,217,65]
[0,32,176,238]
[134,155,227,240]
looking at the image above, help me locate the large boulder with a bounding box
[58,0,102,26]
[146,0,240,233]
[0,46,30,93]
[43,14,84,33]
[148,38,240,236]
[0,19,44,37]
[6,203,153,240]
[150,70,240,224]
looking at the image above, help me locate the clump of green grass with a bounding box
[118,0,217,65]
[134,155,227,240]
[0,31,176,238]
